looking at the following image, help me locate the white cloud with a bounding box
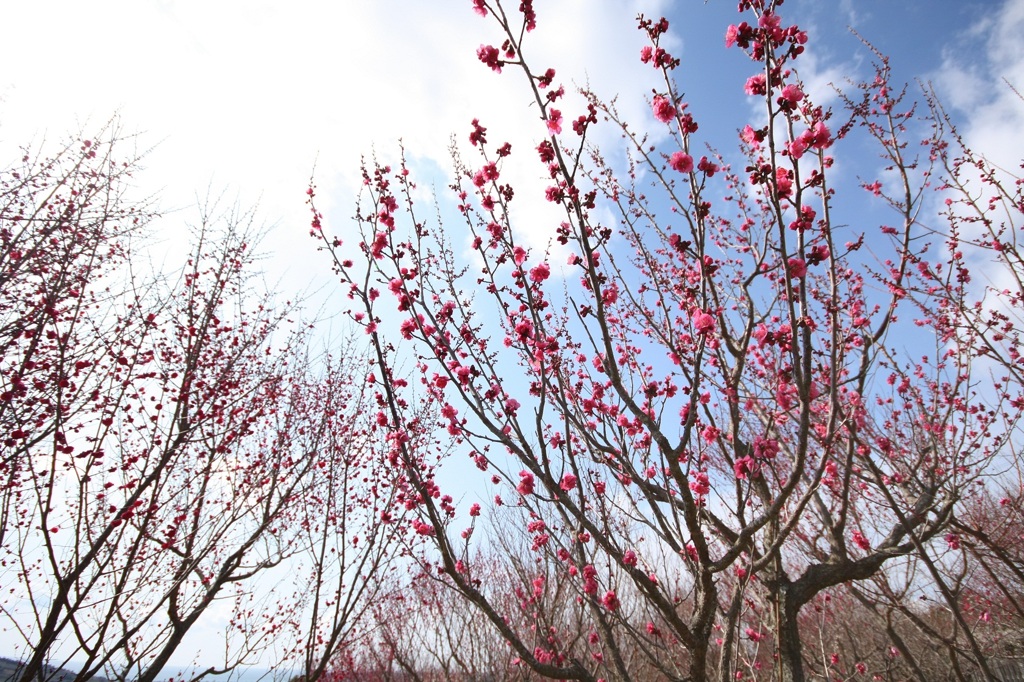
[933,0,1024,176]
[1,0,673,291]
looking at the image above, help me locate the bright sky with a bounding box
[2,0,1022,673]
[2,0,1022,290]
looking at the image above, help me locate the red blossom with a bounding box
[469,118,488,146]
[477,44,503,72]
[517,470,535,495]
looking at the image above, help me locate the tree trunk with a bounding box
[774,581,806,682]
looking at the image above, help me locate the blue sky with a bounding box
[1,0,1022,671]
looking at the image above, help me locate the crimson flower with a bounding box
[477,44,502,72]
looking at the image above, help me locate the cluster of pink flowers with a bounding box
[517,470,535,495]
[652,95,676,123]
[476,44,502,72]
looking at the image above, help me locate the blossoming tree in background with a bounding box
[311,0,1023,680]
[0,126,402,682]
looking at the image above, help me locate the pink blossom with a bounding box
[639,45,653,63]
[560,472,578,491]
[529,262,550,283]
[469,502,481,516]
[701,425,719,443]
[744,74,767,96]
[545,186,563,203]
[690,471,710,496]
[758,12,784,42]
[741,124,762,149]
[547,109,563,134]
[517,470,535,495]
[734,456,757,479]
[725,24,740,48]
[513,246,527,265]
[807,121,831,149]
[851,531,871,551]
[754,437,780,459]
[788,136,809,159]
[669,151,694,173]
[536,140,555,163]
[775,167,793,197]
[698,156,719,176]
[601,283,619,305]
[477,44,502,73]
[520,0,536,30]
[601,590,620,611]
[582,564,598,594]
[780,84,804,106]
[412,519,435,536]
[514,318,534,341]
[471,0,487,17]
[694,310,715,335]
[469,118,487,146]
[652,95,677,123]
[758,12,781,31]
[787,257,807,279]
[622,549,638,567]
